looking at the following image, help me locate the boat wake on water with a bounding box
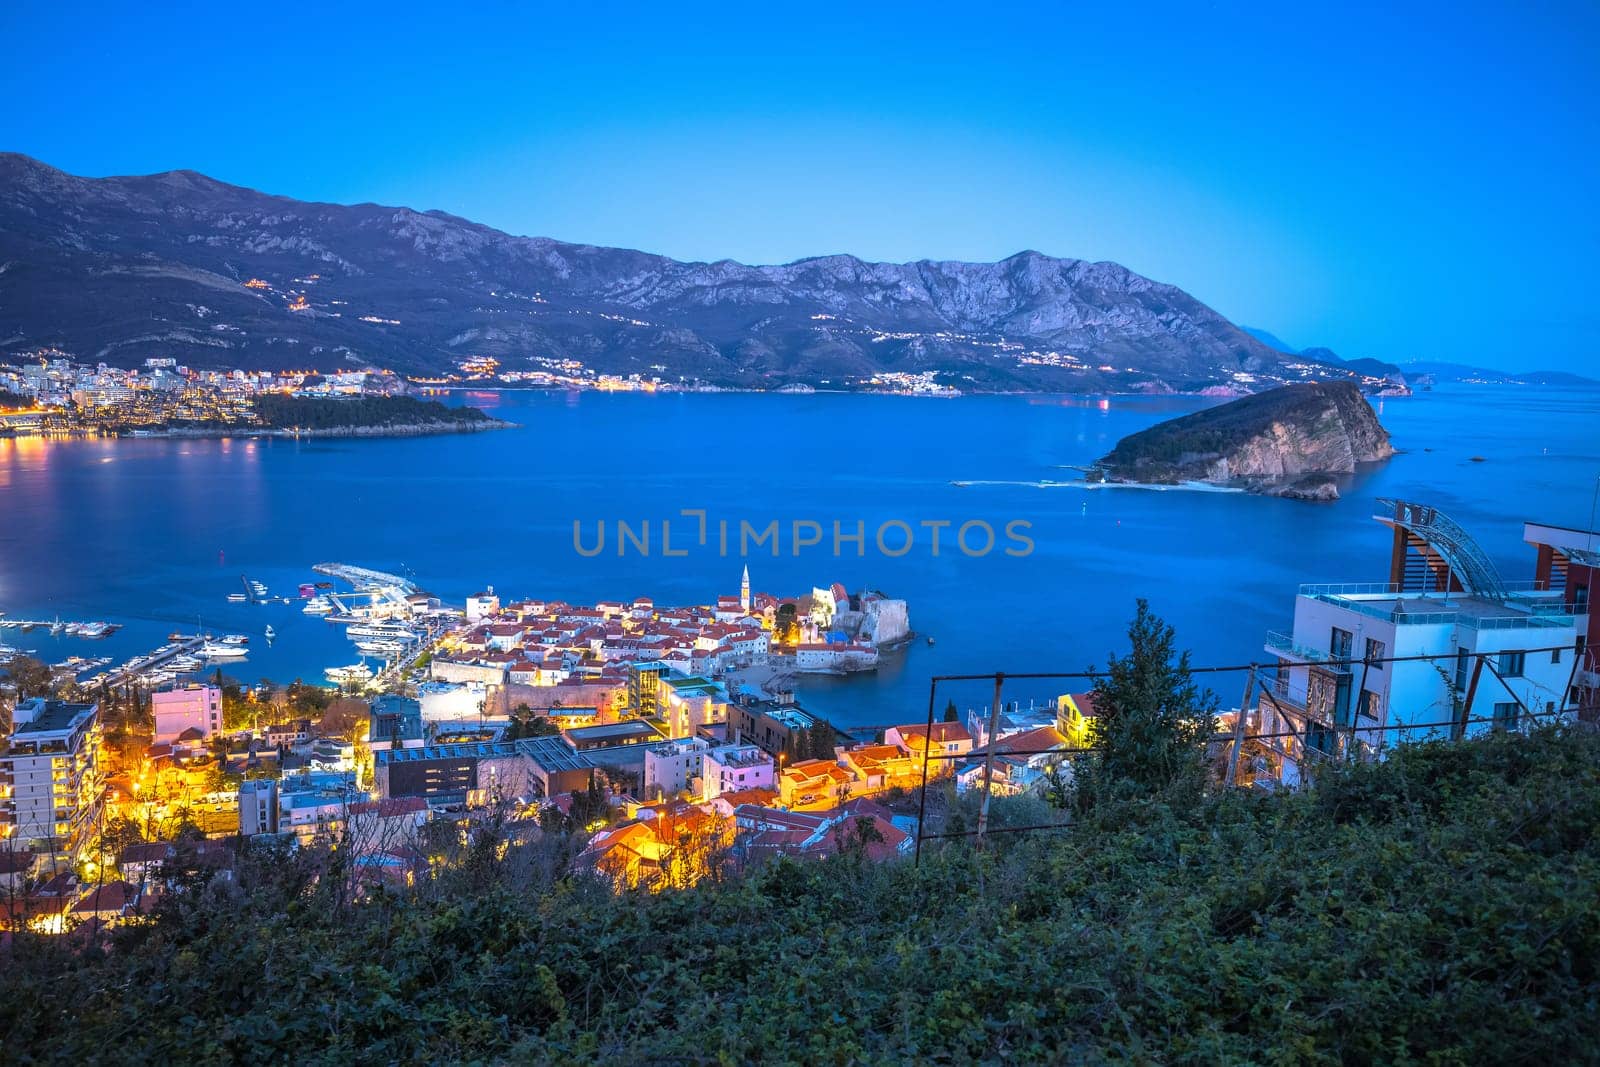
[950,478,1247,493]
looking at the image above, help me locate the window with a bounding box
[1330,627,1354,662]
[1357,690,1381,721]
[1552,648,1562,665]
[1497,651,1526,677]
[1364,638,1386,665]
[1492,701,1520,730]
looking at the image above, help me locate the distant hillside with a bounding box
[1403,361,1599,387]
[1242,326,1299,353]
[1243,328,1403,379]
[0,153,1377,393]
[1095,380,1394,499]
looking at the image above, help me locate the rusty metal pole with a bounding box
[1225,667,1256,789]
[975,673,1006,847]
[913,676,938,866]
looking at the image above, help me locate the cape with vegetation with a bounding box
[2,605,1597,1063]
[1094,381,1394,500]
[247,393,508,434]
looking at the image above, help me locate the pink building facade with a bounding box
[152,684,223,743]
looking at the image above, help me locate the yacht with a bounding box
[219,634,250,646]
[227,593,248,603]
[324,662,374,684]
[264,624,276,641]
[79,621,113,638]
[302,596,334,615]
[347,623,417,639]
[199,641,248,659]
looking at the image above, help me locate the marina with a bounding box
[0,617,119,638]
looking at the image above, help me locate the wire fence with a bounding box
[911,639,1595,863]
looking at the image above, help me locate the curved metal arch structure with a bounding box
[1376,498,1509,601]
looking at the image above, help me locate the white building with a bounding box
[700,742,776,800]
[1259,499,1589,784]
[418,681,486,723]
[465,588,501,623]
[1265,584,1578,763]
[642,738,709,799]
[0,699,104,863]
[793,642,879,673]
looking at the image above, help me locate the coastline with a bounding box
[111,419,516,440]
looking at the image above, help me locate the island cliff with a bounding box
[1094,381,1394,500]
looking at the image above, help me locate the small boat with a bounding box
[926,636,935,646]
[264,624,276,641]
[227,593,248,603]
[79,621,112,638]
[302,596,334,615]
[199,642,249,659]
[219,634,250,646]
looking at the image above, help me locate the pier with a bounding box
[312,562,419,596]
[0,618,120,638]
[103,634,210,687]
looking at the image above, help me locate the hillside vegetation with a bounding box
[3,723,1596,1064]
[250,393,500,430]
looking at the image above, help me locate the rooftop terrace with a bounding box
[1297,583,1579,630]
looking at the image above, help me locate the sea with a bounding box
[1,384,1596,730]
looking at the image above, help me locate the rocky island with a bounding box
[1092,381,1394,500]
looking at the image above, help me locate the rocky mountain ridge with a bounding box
[0,153,1388,392]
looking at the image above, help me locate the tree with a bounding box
[942,699,959,723]
[320,697,369,740]
[774,603,798,645]
[568,774,612,831]
[806,720,837,761]
[1076,599,1217,808]
[4,655,53,699]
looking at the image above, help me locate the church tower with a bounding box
[740,564,751,613]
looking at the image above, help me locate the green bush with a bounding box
[2,726,1596,1063]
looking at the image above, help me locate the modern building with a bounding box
[151,684,223,744]
[564,720,666,752]
[0,698,104,864]
[373,737,594,805]
[729,698,818,757]
[369,694,425,751]
[658,675,729,739]
[1525,519,1599,715]
[238,778,279,836]
[1260,500,1590,783]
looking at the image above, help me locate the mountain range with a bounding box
[0,154,1401,391]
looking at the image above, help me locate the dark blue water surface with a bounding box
[1,385,1596,727]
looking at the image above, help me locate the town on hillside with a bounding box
[2,503,1596,924]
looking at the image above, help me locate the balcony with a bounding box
[1265,631,1333,663]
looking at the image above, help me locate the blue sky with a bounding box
[3,1,1597,371]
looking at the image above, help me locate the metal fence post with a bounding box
[975,673,1006,847]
